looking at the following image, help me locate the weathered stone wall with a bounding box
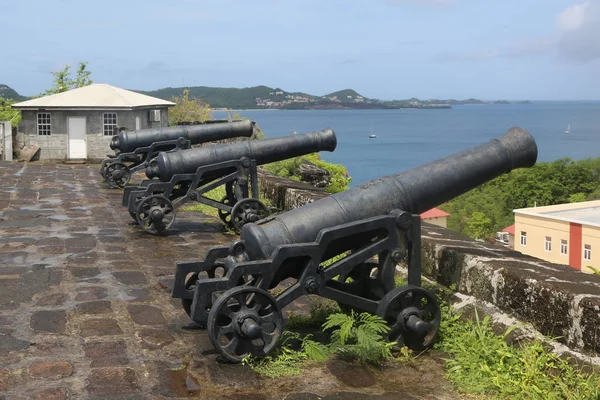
[257,170,330,210]
[257,172,600,358]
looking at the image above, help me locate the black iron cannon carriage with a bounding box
[171,127,538,362]
[122,128,338,234]
[100,120,254,188]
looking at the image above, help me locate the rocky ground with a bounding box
[0,162,464,400]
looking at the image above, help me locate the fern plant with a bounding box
[322,311,394,365]
[241,331,329,377]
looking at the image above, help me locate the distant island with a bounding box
[0,83,530,110]
[134,85,531,110]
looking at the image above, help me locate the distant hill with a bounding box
[136,85,527,110]
[136,85,394,109]
[0,85,27,101]
[325,89,365,99]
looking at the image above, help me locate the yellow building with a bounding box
[514,200,600,274]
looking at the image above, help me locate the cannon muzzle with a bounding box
[240,126,537,260]
[146,128,337,181]
[109,120,254,153]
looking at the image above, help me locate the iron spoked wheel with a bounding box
[181,269,217,324]
[181,267,251,323]
[207,286,283,363]
[105,162,131,189]
[336,261,387,313]
[135,194,176,235]
[217,195,238,226]
[230,198,269,232]
[376,285,441,352]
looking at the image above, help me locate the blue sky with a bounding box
[2,0,599,100]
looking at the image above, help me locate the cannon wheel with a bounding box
[181,269,250,325]
[135,194,176,235]
[181,270,215,328]
[230,198,269,231]
[207,286,283,363]
[335,261,387,313]
[376,285,441,352]
[105,162,131,189]
[217,195,238,226]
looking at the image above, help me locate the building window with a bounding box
[103,113,117,136]
[560,239,568,255]
[520,231,527,246]
[37,113,51,135]
[545,236,552,252]
[584,244,591,261]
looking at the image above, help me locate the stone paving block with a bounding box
[135,329,174,350]
[0,368,9,391]
[23,387,69,400]
[75,300,113,315]
[85,368,140,396]
[79,318,123,337]
[122,288,153,303]
[83,340,129,367]
[148,361,202,398]
[113,271,147,285]
[28,361,73,379]
[68,267,101,279]
[34,292,67,307]
[30,310,67,334]
[75,286,108,301]
[127,305,166,325]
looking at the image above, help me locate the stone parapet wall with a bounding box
[257,172,600,358]
[257,170,330,210]
[420,223,600,356]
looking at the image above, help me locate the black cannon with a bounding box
[99,120,254,188]
[122,128,337,234]
[171,127,538,362]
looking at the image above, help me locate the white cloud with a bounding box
[556,3,588,31]
[556,1,600,62]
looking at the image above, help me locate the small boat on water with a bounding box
[368,126,376,138]
[564,124,571,134]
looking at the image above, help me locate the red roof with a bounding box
[502,224,515,235]
[420,208,450,219]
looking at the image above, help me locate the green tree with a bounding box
[72,62,93,88]
[464,211,493,240]
[0,98,21,125]
[168,89,212,126]
[44,61,93,96]
[568,193,587,203]
[442,157,600,240]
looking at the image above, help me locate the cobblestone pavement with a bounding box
[0,162,462,400]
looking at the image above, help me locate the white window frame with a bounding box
[545,236,552,252]
[103,113,118,136]
[37,112,51,136]
[520,231,527,246]
[560,239,568,255]
[584,244,591,261]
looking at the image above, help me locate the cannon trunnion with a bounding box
[171,127,538,362]
[123,128,337,235]
[99,120,254,188]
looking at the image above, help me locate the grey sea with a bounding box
[214,102,600,187]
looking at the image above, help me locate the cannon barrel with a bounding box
[241,127,538,260]
[146,128,338,181]
[109,120,254,153]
